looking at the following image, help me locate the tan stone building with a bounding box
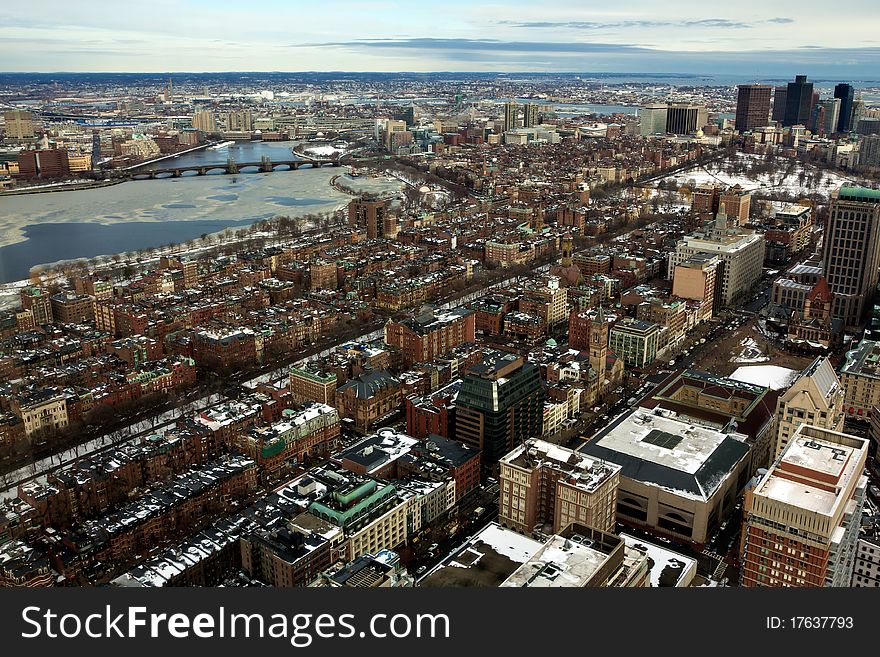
[840,338,880,420]
[289,365,337,405]
[774,357,845,460]
[15,389,69,437]
[499,439,621,536]
[672,252,720,321]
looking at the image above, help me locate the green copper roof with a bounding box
[839,186,880,201]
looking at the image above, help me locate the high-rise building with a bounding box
[814,98,840,137]
[735,85,772,132]
[498,438,621,535]
[822,186,880,329]
[522,103,539,128]
[665,103,708,135]
[839,339,880,420]
[455,350,543,466]
[225,110,253,132]
[503,101,518,132]
[16,148,70,179]
[783,75,814,127]
[383,119,407,150]
[773,357,845,460]
[860,134,880,169]
[347,197,389,239]
[668,217,766,307]
[772,86,788,123]
[3,110,35,140]
[672,252,721,321]
[850,98,866,133]
[739,424,868,587]
[639,104,668,136]
[19,287,53,325]
[192,110,217,133]
[834,83,855,133]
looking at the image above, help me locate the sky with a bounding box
[2,0,880,78]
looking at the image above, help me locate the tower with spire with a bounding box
[589,305,608,376]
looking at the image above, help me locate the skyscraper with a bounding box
[771,86,788,123]
[503,101,518,132]
[834,83,855,133]
[822,186,880,329]
[783,75,814,127]
[225,110,253,132]
[850,98,866,133]
[735,84,772,132]
[665,103,708,135]
[522,103,539,128]
[639,104,668,136]
[455,350,544,467]
[739,424,868,587]
[814,98,840,137]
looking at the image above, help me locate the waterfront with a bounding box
[141,139,307,170]
[0,166,402,282]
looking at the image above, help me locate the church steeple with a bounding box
[561,234,573,267]
[589,306,608,375]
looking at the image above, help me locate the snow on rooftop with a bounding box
[730,365,798,391]
[595,410,728,475]
[472,522,543,564]
[620,533,696,587]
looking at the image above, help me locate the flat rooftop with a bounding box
[420,522,542,587]
[620,533,697,587]
[580,408,750,500]
[754,429,867,517]
[500,534,613,588]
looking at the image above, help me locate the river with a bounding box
[0,145,402,283]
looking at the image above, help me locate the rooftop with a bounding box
[581,408,750,500]
[753,425,868,518]
[420,522,543,587]
[500,531,618,588]
[502,439,621,494]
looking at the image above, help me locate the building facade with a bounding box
[740,424,868,587]
[499,439,621,536]
[822,186,880,329]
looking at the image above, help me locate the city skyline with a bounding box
[3,0,880,76]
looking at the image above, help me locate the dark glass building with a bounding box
[455,350,544,466]
[834,83,855,133]
[783,75,814,127]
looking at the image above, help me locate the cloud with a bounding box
[294,37,650,53]
[498,17,795,30]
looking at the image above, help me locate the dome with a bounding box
[546,337,558,347]
[419,186,431,194]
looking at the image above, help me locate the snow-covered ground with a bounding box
[732,337,770,363]
[658,152,865,197]
[730,365,799,390]
[303,145,344,157]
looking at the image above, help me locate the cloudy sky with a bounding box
[3,0,880,77]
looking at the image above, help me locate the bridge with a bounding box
[121,155,343,180]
